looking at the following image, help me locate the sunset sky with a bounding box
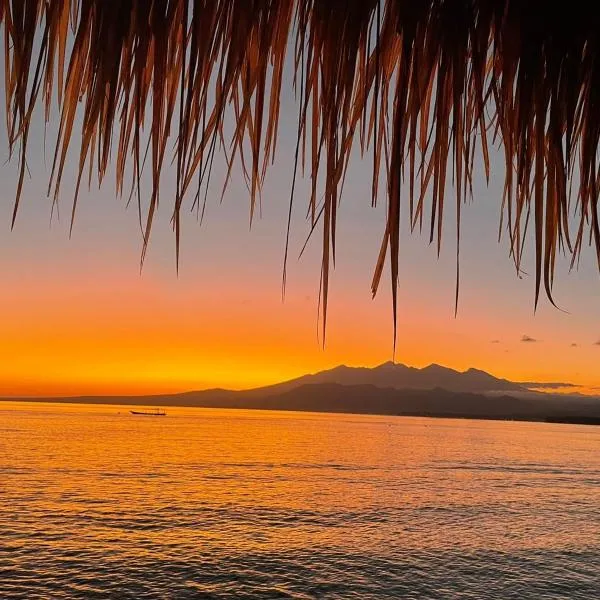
[1,76,599,397]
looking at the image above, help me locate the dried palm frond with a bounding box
[2,1,600,345]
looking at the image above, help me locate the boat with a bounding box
[130,407,166,416]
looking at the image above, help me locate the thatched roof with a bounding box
[2,1,600,342]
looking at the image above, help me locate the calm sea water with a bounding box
[1,402,599,599]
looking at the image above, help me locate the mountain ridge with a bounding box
[4,362,599,424]
[239,362,527,396]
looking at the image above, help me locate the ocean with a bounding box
[1,401,599,599]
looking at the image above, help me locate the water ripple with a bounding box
[1,403,599,598]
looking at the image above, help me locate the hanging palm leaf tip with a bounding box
[3,1,600,341]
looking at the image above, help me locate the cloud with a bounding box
[594,340,600,346]
[571,343,578,347]
[491,339,501,344]
[523,381,576,390]
[521,335,538,343]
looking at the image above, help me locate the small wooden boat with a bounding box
[130,407,166,416]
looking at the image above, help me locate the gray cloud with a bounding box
[521,335,538,343]
[524,381,576,390]
[571,343,578,347]
[491,339,501,344]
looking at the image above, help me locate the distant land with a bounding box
[4,363,600,425]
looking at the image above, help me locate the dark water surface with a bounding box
[1,402,599,599]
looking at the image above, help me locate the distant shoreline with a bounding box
[2,396,599,427]
[3,364,599,427]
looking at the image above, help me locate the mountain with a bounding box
[7,362,600,424]
[247,362,527,396]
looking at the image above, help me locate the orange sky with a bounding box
[0,78,599,397]
[1,228,599,396]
